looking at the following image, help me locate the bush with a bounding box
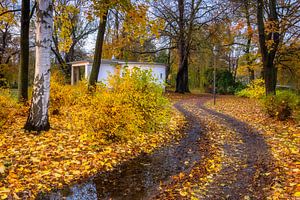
[236,78,265,99]
[0,89,20,127]
[0,78,8,88]
[50,68,170,142]
[263,90,300,121]
[50,71,85,115]
[204,68,241,94]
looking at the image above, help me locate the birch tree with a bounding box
[24,0,53,131]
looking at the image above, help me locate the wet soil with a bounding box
[39,95,274,200]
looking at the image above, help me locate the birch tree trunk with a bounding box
[24,0,53,131]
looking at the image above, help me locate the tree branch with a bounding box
[0,9,21,17]
[131,46,176,54]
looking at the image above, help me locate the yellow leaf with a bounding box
[178,172,185,179]
[294,192,300,197]
[1,194,8,200]
[179,190,188,197]
[0,163,5,174]
[13,193,21,199]
[54,173,61,178]
[0,187,10,193]
[31,157,40,163]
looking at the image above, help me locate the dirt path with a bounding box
[41,95,274,200]
[195,102,274,199]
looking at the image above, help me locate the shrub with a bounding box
[50,68,170,142]
[0,78,8,88]
[234,81,246,93]
[204,68,241,94]
[0,89,20,127]
[236,78,265,99]
[263,90,300,121]
[50,71,88,115]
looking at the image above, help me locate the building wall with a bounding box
[85,64,115,85]
[84,63,166,87]
[97,64,115,84]
[119,63,166,86]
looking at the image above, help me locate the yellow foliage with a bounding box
[102,3,164,60]
[0,89,22,128]
[53,3,79,52]
[236,78,265,99]
[51,68,170,141]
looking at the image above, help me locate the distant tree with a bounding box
[151,0,227,93]
[88,0,158,86]
[0,1,19,87]
[24,0,53,131]
[51,0,97,79]
[243,0,255,81]
[102,4,163,61]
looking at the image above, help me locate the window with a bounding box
[160,73,163,79]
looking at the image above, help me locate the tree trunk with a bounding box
[18,0,30,102]
[246,34,255,82]
[88,10,108,87]
[183,55,189,92]
[264,58,277,94]
[257,0,279,95]
[248,68,255,81]
[176,48,189,93]
[175,0,190,93]
[24,0,53,132]
[244,0,254,82]
[114,10,119,41]
[166,48,171,82]
[234,57,239,81]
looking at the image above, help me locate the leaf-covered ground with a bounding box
[205,96,300,199]
[155,94,275,199]
[0,105,185,199]
[1,93,299,200]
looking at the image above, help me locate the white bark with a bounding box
[25,0,53,131]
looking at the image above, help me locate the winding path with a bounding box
[42,95,274,200]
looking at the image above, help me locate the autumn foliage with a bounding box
[263,90,300,121]
[0,89,22,128]
[51,68,170,141]
[0,71,184,199]
[236,78,265,99]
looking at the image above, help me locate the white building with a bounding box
[69,59,166,87]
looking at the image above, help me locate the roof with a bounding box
[68,59,166,67]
